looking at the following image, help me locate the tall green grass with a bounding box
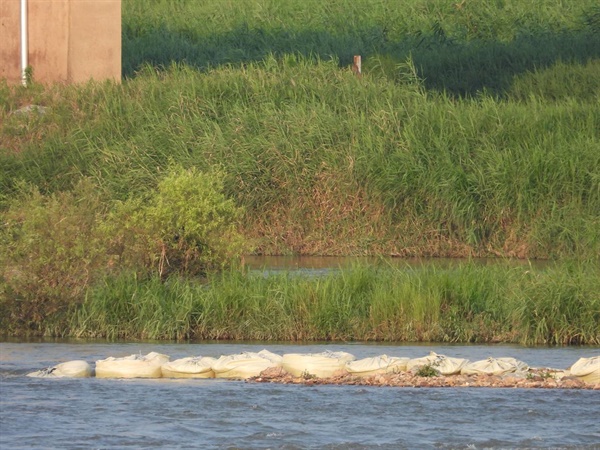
[64,261,599,345]
[1,1,599,340]
[2,53,598,258]
[122,0,600,96]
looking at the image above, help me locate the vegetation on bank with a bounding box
[2,0,599,258]
[7,262,599,346]
[1,0,599,341]
[0,166,247,333]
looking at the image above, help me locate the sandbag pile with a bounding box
[212,350,282,379]
[25,350,600,387]
[407,351,469,375]
[282,351,355,378]
[346,355,409,377]
[27,360,92,378]
[161,356,217,379]
[461,357,529,376]
[95,352,170,378]
[568,356,600,384]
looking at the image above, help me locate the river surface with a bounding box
[1,341,599,449]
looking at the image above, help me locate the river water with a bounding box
[1,341,599,449]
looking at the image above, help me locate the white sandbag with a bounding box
[407,352,469,375]
[569,356,600,384]
[27,360,92,378]
[256,349,284,362]
[212,350,282,380]
[161,356,217,379]
[461,357,529,376]
[346,355,409,377]
[95,352,170,379]
[545,369,569,380]
[282,351,355,378]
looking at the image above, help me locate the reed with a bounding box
[2,53,598,258]
[121,0,600,85]
[1,1,599,339]
[63,261,599,345]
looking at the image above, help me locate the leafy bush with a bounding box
[105,164,247,278]
[0,179,109,332]
[0,166,247,334]
[415,364,439,378]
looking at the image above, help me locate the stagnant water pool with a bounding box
[1,341,599,449]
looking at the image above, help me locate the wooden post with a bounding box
[352,55,361,77]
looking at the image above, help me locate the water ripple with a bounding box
[2,342,599,449]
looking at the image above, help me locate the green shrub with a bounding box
[415,364,439,378]
[105,164,248,278]
[0,166,247,334]
[0,179,109,333]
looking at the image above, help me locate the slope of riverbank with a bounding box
[1,1,599,340]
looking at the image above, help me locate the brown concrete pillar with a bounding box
[0,0,121,84]
[68,0,121,83]
[0,0,23,83]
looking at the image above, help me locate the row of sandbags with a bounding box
[349,352,598,383]
[347,352,528,377]
[27,351,600,384]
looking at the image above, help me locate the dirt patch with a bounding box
[250,367,599,390]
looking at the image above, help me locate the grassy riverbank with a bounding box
[1,1,599,341]
[16,261,595,345]
[2,0,599,258]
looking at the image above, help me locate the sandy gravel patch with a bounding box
[250,367,599,390]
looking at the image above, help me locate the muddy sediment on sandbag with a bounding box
[250,367,599,390]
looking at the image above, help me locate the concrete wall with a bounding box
[0,0,121,84]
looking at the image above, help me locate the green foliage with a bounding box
[61,261,600,345]
[120,0,600,92]
[106,165,247,278]
[0,179,109,333]
[415,364,439,378]
[1,0,599,338]
[515,262,600,345]
[24,66,34,86]
[0,167,247,334]
[301,369,317,380]
[70,271,201,340]
[2,51,598,258]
